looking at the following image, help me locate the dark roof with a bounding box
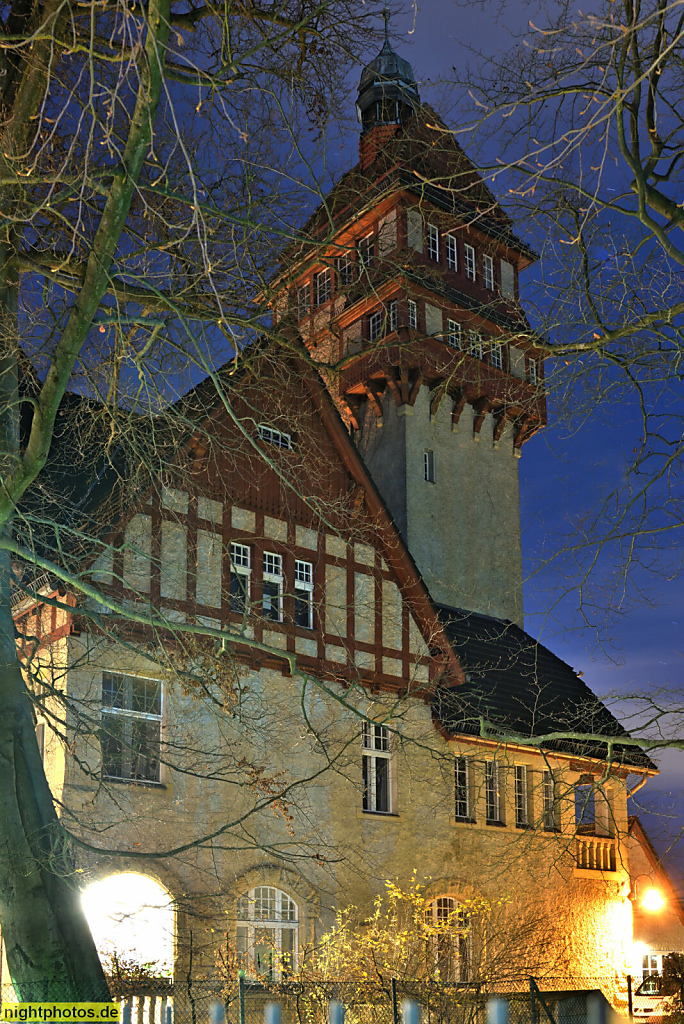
[432,606,655,770]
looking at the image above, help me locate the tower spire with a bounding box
[382,6,390,42]
[356,21,420,143]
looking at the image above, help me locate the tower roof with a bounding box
[356,17,420,128]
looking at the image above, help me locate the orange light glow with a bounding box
[641,888,665,912]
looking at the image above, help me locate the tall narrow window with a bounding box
[407,209,423,251]
[490,342,503,369]
[543,770,558,830]
[101,672,162,783]
[483,254,494,290]
[500,259,515,298]
[485,761,501,824]
[230,542,251,614]
[362,722,391,813]
[262,552,283,621]
[424,449,435,483]
[297,284,310,319]
[314,268,331,306]
[369,309,383,342]
[408,299,418,330]
[428,224,440,261]
[447,319,462,349]
[514,765,529,827]
[358,234,374,268]
[464,244,476,281]
[36,720,46,763]
[529,359,539,385]
[388,299,398,333]
[426,898,470,983]
[236,887,298,981]
[294,559,313,629]
[468,330,483,360]
[337,254,353,287]
[454,757,470,820]
[575,781,596,833]
[446,234,458,271]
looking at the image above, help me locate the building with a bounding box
[1,33,669,995]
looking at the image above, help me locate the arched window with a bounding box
[236,886,298,981]
[425,897,470,983]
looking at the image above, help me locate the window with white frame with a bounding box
[358,234,374,269]
[236,886,298,981]
[485,760,502,824]
[424,449,435,484]
[542,770,558,830]
[262,552,283,621]
[427,224,440,261]
[101,672,162,783]
[388,299,398,333]
[337,254,354,288]
[514,765,529,827]
[447,319,462,349]
[454,756,470,820]
[369,309,383,342]
[230,542,251,614]
[408,299,418,330]
[257,423,292,450]
[490,342,503,369]
[642,954,662,981]
[468,330,483,360]
[483,254,494,290]
[294,559,313,629]
[529,359,539,385]
[315,268,331,306]
[297,284,310,319]
[446,234,458,271]
[362,722,392,813]
[425,897,470,982]
[464,244,476,281]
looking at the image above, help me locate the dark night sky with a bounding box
[335,0,684,881]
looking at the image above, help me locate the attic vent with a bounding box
[257,424,292,450]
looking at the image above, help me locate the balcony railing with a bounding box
[575,834,617,872]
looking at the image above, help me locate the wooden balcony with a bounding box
[575,834,617,872]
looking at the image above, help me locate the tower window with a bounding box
[483,254,494,290]
[263,552,283,621]
[294,559,314,630]
[362,722,392,813]
[446,234,458,271]
[230,543,251,613]
[485,760,502,824]
[358,234,374,268]
[337,254,353,288]
[424,449,435,483]
[515,765,529,827]
[490,342,503,369]
[388,299,398,333]
[297,284,310,319]
[427,224,440,261]
[464,244,476,281]
[529,359,539,385]
[369,310,383,342]
[468,330,483,360]
[314,268,331,306]
[408,299,418,330]
[447,319,462,349]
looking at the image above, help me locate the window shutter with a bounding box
[407,209,423,252]
[425,303,443,337]
[501,259,515,298]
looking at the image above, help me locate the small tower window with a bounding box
[447,319,462,349]
[446,234,458,271]
[427,224,440,262]
[314,268,331,306]
[483,255,494,290]
[529,359,539,385]
[408,299,418,330]
[424,449,435,483]
[297,284,310,319]
[464,244,476,282]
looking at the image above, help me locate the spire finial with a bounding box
[382,7,390,42]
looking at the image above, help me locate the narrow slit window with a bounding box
[388,299,398,333]
[294,559,314,630]
[529,359,539,385]
[514,765,528,827]
[424,449,435,483]
[446,234,458,271]
[263,552,283,622]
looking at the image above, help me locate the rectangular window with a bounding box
[408,299,418,330]
[369,310,383,342]
[483,254,494,290]
[529,359,539,385]
[468,330,483,360]
[464,244,476,281]
[446,234,458,271]
[257,424,292,450]
[263,552,283,621]
[314,268,331,306]
[485,761,501,824]
[455,757,470,820]
[362,722,391,813]
[358,234,374,268]
[427,224,440,261]
[297,284,310,319]
[447,319,462,348]
[337,254,353,287]
[424,449,435,483]
[294,559,313,630]
[543,770,558,830]
[514,765,528,827]
[490,342,503,369]
[388,299,398,333]
[230,542,251,613]
[407,209,423,252]
[101,672,162,783]
[575,782,596,832]
[643,954,661,981]
[501,259,515,298]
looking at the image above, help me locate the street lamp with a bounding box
[629,875,666,912]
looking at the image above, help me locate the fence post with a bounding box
[391,978,399,1024]
[530,978,536,1024]
[627,975,634,1021]
[238,972,246,1024]
[329,1001,345,1024]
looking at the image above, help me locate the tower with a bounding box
[273,34,546,625]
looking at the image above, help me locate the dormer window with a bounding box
[314,268,331,306]
[258,424,292,450]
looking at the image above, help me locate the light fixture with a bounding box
[629,874,666,912]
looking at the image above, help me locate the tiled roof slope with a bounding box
[433,606,655,771]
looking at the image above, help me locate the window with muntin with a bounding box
[362,722,392,813]
[236,886,298,981]
[101,672,162,783]
[263,552,283,621]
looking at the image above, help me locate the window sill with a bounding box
[516,823,534,830]
[102,777,166,790]
[485,819,506,828]
[453,817,476,826]
[357,809,402,821]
